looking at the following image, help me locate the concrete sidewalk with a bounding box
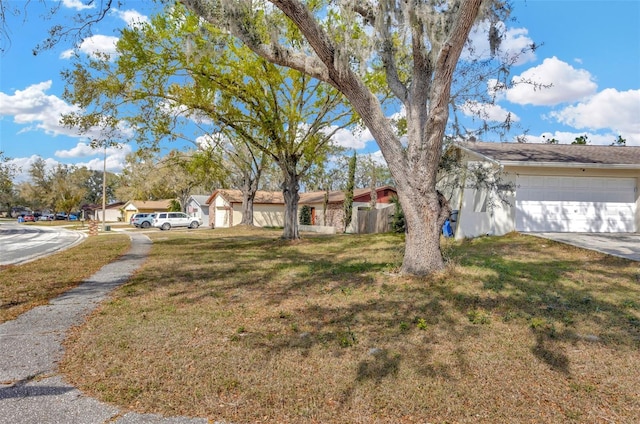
[0,233,208,424]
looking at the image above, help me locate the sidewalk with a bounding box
[0,233,209,424]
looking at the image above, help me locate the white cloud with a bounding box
[460,101,520,123]
[506,57,597,106]
[60,34,119,59]
[59,8,148,59]
[55,142,101,158]
[549,89,640,137]
[327,126,373,150]
[0,81,134,144]
[464,21,536,65]
[73,144,132,173]
[523,131,639,147]
[195,133,226,150]
[0,81,79,137]
[9,155,60,183]
[10,143,132,183]
[62,0,95,11]
[362,150,386,166]
[112,9,150,27]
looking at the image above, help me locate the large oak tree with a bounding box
[180,0,511,275]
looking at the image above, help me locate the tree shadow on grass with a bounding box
[119,232,639,384]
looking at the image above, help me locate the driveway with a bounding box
[0,222,86,266]
[531,233,640,262]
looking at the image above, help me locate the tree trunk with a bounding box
[322,188,328,226]
[184,0,484,275]
[240,174,258,225]
[396,187,452,275]
[240,192,255,225]
[281,160,300,240]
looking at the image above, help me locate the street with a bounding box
[0,222,86,266]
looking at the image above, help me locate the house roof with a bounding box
[300,186,397,204]
[458,141,640,169]
[83,202,125,211]
[207,189,286,205]
[299,190,348,204]
[207,186,398,206]
[105,202,126,210]
[125,199,173,210]
[188,195,210,206]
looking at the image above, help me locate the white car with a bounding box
[153,212,202,230]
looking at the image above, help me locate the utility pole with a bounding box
[102,143,107,231]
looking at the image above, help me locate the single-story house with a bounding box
[206,189,287,228]
[122,199,173,224]
[185,195,210,225]
[300,185,397,232]
[206,186,398,232]
[84,202,125,222]
[452,142,640,239]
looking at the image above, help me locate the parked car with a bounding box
[133,213,156,229]
[153,212,202,230]
[22,214,36,222]
[55,213,67,220]
[130,213,151,226]
[39,214,55,221]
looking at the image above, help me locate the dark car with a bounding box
[22,214,36,222]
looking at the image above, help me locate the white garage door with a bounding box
[214,207,229,228]
[516,176,637,232]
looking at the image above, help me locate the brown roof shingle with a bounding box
[459,141,640,166]
[210,189,285,204]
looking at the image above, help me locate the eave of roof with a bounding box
[458,141,640,169]
[498,161,640,170]
[189,195,210,206]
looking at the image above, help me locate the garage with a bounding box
[515,175,637,232]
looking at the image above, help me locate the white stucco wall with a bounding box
[253,204,285,227]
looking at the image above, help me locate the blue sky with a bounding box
[1,0,639,182]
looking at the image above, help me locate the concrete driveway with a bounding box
[531,233,640,262]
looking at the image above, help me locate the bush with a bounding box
[299,205,312,225]
[390,196,405,233]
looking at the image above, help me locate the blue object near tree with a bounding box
[442,219,453,238]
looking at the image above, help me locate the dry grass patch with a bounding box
[0,234,131,322]
[61,230,640,423]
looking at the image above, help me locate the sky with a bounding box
[1,0,639,183]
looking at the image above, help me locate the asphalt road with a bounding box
[0,222,86,266]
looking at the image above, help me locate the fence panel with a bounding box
[356,207,393,234]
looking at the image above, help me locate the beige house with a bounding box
[85,202,125,222]
[122,199,173,224]
[206,186,397,232]
[452,142,640,239]
[206,190,287,228]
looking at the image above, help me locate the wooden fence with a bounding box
[355,206,394,234]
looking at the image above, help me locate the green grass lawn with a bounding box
[53,229,640,422]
